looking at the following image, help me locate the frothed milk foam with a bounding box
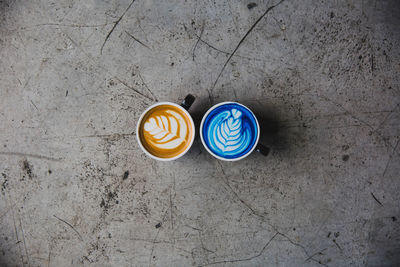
[201,102,259,160]
[138,104,194,158]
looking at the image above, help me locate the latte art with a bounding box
[201,103,258,160]
[143,110,187,150]
[138,104,194,159]
[212,109,251,153]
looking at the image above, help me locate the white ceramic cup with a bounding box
[136,95,196,161]
[200,101,269,161]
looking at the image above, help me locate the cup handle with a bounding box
[256,143,270,156]
[181,94,195,110]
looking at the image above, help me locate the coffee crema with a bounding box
[138,104,194,158]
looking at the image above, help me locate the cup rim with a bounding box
[200,101,260,161]
[136,101,195,161]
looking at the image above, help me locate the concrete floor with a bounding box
[1,0,399,266]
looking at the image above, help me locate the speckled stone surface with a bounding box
[0,0,399,266]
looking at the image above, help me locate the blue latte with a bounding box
[201,102,259,159]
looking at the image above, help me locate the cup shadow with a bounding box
[190,98,212,142]
[249,104,293,154]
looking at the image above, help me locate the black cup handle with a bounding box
[256,143,270,156]
[181,94,195,110]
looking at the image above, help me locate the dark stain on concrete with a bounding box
[22,159,34,179]
[100,198,106,208]
[1,173,7,193]
[247,2,257,9]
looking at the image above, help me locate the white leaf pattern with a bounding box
[143,110,187,150]
[213,109,248,152]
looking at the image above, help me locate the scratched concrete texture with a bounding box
[1,0,400,266]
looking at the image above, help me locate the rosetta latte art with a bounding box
[207,108,252,156]
[143,110,187,150]
[214,109,248,152]
[138,104,194,159]
[201,103,258,159]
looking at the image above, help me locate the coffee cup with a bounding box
[200,102,269,161]
[136,95,196,161]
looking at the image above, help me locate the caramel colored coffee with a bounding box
[138,104,194,158]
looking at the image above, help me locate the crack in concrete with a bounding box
[192,21,205,61]
[216,161,267,219]
[125,30,151,50]
[0,152,62,161]
[53,215,83,241]
[100,0,137,54]
[208,0,286,103]
[203,232,279,266]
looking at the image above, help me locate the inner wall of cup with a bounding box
[201,102,259,160]
[137,103,195,159]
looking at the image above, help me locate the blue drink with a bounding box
[200,102,259,160]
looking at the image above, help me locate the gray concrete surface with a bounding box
[1,0,399,266]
